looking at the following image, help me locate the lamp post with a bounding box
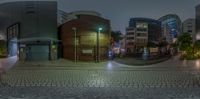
[72,27,77,62]
[97,27,102,62]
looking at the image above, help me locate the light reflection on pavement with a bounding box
[0,56,18,71]
[106,61,113,71]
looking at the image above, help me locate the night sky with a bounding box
[58,0,199,33]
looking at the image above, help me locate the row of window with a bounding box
[126,32,135,35]
[127,37,134,40]
[126,28,134,31]
[137,28,148,31]
[25,3,36,14]
[136,39,147,43]
[7,24,19,40]
[127,42,134,45]
[136,33,147,37]
[187,30,193,33]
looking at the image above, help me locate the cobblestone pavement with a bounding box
[2,69,200,88]
[1,56,200,98]
[0,87,200,99]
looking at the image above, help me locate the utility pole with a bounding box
[72,27,77,62]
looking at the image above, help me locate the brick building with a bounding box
[59,12,111,61]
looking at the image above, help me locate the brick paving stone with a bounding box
[1,56,200,98]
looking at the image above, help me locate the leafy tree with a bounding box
[111,31,122,42]
[178,33,192,51]
[194,40,200,50]
[177,33,197,59]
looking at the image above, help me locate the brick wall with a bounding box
[60,15,111,61]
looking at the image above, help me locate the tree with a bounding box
[178,33,192,51]
[178,33,195,59]
[194,40,200,50]
[194,40,200,57]
[111,31,122,42]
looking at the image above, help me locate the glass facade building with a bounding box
[158,14,181,43]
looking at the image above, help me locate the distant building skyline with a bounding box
[58,0,199,33]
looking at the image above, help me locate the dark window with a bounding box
[127,37,134,40]
[7,23,20,40]
[128,42,134,45]
[126,28,134,31]
[188,30,192,32]
[137,33,147,36]
[26,11,35,14]
[126,32,134,35]
[137,28,147,31]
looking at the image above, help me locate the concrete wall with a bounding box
[0,1,58,61]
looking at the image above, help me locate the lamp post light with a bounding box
[97,27,102,62]
[72,27,77,62]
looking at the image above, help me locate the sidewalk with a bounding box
[11,59,117,71]
[9,55,172,70]
[0,56,18,71]
[15,59,109,67]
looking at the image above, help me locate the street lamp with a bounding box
[97,27,102,62]
[72,27,77,62]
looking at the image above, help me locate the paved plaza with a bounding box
[114,55,171,65]
[0,56,200,98]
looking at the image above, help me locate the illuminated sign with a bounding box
[82,49,93,54]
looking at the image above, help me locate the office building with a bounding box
[0,0,58,61]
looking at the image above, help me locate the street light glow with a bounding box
[99,27,103,31]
